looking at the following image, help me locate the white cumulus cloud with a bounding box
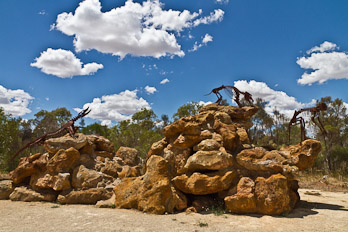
[189,33,213,52]
[145,86,157,94]
[306,41,338,54]
[74,89,150,125]
[52,0,224,59]
[297,42,348,85]
[234,80,315,118]
[160,78,170,84]
[31,48,103,78]
[0,85,34,116]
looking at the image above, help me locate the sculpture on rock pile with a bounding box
[206,85,254,107]
[11,107,91,161]
[288,103,327,143]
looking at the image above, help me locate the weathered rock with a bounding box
[100,160,122,177]
[163,111,215,138]
[30,172,71,191]
[96,193,116,208]
[147,138,167,158]
[172,170,236,195]
[214,121,241,152]
[46,147,80,173]
[225,174,294,215]
[193,139,221,151]
[254,174,292,215]
[171,186,188,211]
[44,133,87,154]
[173,134,201,149]
[87,135,114,153]
[236,128,250,144]
[163,146,191,175]
[11,153,48,184]
[199,103,258,123]
[225,177,256,214]
[72,165,102,189]
[0,173,11,180]
[79,138,96,157]
[114,155,176,214]
[281,139,322,170]
[95,151,114,159]
[79,153,96,169]
[57,188,111,204]
[0,180,14,199]
[117,165,142,179]
[9,186,57,202]
[236,148,287,173]
[184,150,234,172]
[115,147,140,166]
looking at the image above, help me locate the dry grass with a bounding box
[298,171,348,192]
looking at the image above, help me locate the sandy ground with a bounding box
[0,189,347,232]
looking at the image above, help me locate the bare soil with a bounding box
[0,189,347,232]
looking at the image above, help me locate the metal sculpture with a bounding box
[11,107,91,161]
[288,103,327,143]
[205,85,254,107]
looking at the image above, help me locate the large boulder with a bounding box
[46,147,80,173]
[281,139,322,170]
[30,172,71,191]
[172,170,237,195]
[0,180,14,200]
[86,135,114,153]
[44,133,87,154]
[72,165,102,189]
[184,150,234,172]
[57,188,111,204]
[11,153,48,184]
[115,147,140,166]
[113,155,178,214]
[9,186,57,202]
[225,174,295,215]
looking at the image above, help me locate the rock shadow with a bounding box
[285,200,348,218]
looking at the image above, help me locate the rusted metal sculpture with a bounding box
[11,107,91,161]
[205,85,254,107]
[288,103,327,143]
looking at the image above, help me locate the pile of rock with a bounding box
[113,103,321,215]
[4,134,142,204]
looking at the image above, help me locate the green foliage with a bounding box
[108,108,162,159]
[0,108,22,171]
[81,123,109,137]
[172,101,203,121]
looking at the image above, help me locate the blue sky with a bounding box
[0,0,348,125]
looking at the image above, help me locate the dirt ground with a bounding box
[0,189,347,232]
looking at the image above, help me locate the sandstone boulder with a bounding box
[46,147,80,173]
[44,133,87,154]
[0,180,13,199]
[30,172,71,191]
[57,188,111,204]
[9,186,57,202]
[115,147,140,166]
[11,153,48,184]
[72,165,102,189]
[114,155,177,214]
[224,177,256,214]
[281,139,322,170]
[87,134,114,153]
[184,150,234,172]
[172,170,236,195]
[147,138,167,158]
